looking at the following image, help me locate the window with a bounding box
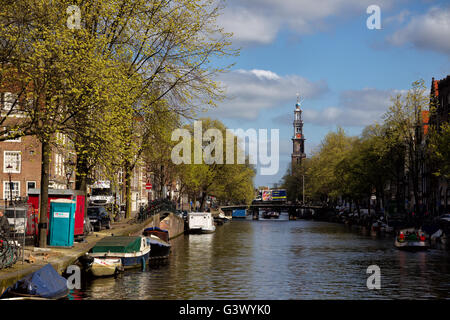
[3,181,20,200]
[3,127,21,142]
[118,169,123,184]
[3,151,21,173]
[27,181,36,193]
[54,153,64,176]
[2,92,18,111]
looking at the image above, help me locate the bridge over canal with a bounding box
[219,201,325,220]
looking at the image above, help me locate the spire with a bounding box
[295,92,302,109]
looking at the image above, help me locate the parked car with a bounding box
[87,206,112,231]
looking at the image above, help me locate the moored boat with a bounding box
[0,263,69,300]
[143,227,169,242]
[79,254,123,277]
[143,227,171,261]
[187,212,216,233]
[262,211,280,219]
[89,236,150,269]
[394,228,429,251]
[146,235,171,261]
[371,219,394,233]
[91,258,123,277]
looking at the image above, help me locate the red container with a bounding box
[27,189,86,237]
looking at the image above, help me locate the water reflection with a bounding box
[78,219,450,300]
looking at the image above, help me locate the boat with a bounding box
[143,227,169,242]
[142,227,171,261]
[146,235,171,261]
[88,236,150,269]
[79,254,123,277]
[232,209,247,219]
[214,212,230,226]
[0,263,69,300]
[394,228,429,251]
[371,218,394,233]
[187,212,216,234]
[262,210,280,219]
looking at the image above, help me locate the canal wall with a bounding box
[159,212,185,239]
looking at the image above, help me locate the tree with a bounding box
[383,79,429,214]
[428,122,450,179]
[177,118,255,210]
[306,127,356,204]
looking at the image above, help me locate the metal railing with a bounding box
[136,199,176,223]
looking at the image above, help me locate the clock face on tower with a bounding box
[296,133,301,138]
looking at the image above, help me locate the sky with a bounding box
[203,0,450,188]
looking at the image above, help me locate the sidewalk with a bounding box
[0,211,158,295]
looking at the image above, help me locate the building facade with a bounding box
[1,87,74,204]
[428,75,450,215]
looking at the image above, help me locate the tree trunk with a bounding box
[199,191,207,211]
[356,200,361,217]
[125,161,132,219]
[38,140,50,248]
[75,154,89,218]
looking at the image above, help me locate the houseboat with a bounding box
[187,212,216,234]
[88,236,150,270]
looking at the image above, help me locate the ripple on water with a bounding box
[77,219,450,300]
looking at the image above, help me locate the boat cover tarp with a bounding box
[2,263,68,299]
[91,236,142,253]
[143,227,168,233]
[146,235,171,248]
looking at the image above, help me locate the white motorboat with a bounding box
[187,212,216,234]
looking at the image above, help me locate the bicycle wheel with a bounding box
[0,235,8,258]
[9,240,19,265]
[0,242,15,268]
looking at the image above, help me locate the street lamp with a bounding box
[6,164,13,206]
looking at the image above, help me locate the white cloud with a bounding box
[273,87,404,127]
[210,69,328,120]
[218,0,397,45]
[388,7,450,56]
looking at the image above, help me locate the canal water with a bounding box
[72,213,450,299]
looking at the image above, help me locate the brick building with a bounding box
[1,89,74,204]
[428,75,450,214]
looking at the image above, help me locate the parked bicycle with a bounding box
[0,234,21,269]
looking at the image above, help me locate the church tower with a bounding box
[291,95,306,169]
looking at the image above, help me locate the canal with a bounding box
[72,213,450,299]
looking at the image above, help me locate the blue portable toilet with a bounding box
[48,199,76,247]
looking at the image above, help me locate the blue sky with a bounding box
[204,0,450,187]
